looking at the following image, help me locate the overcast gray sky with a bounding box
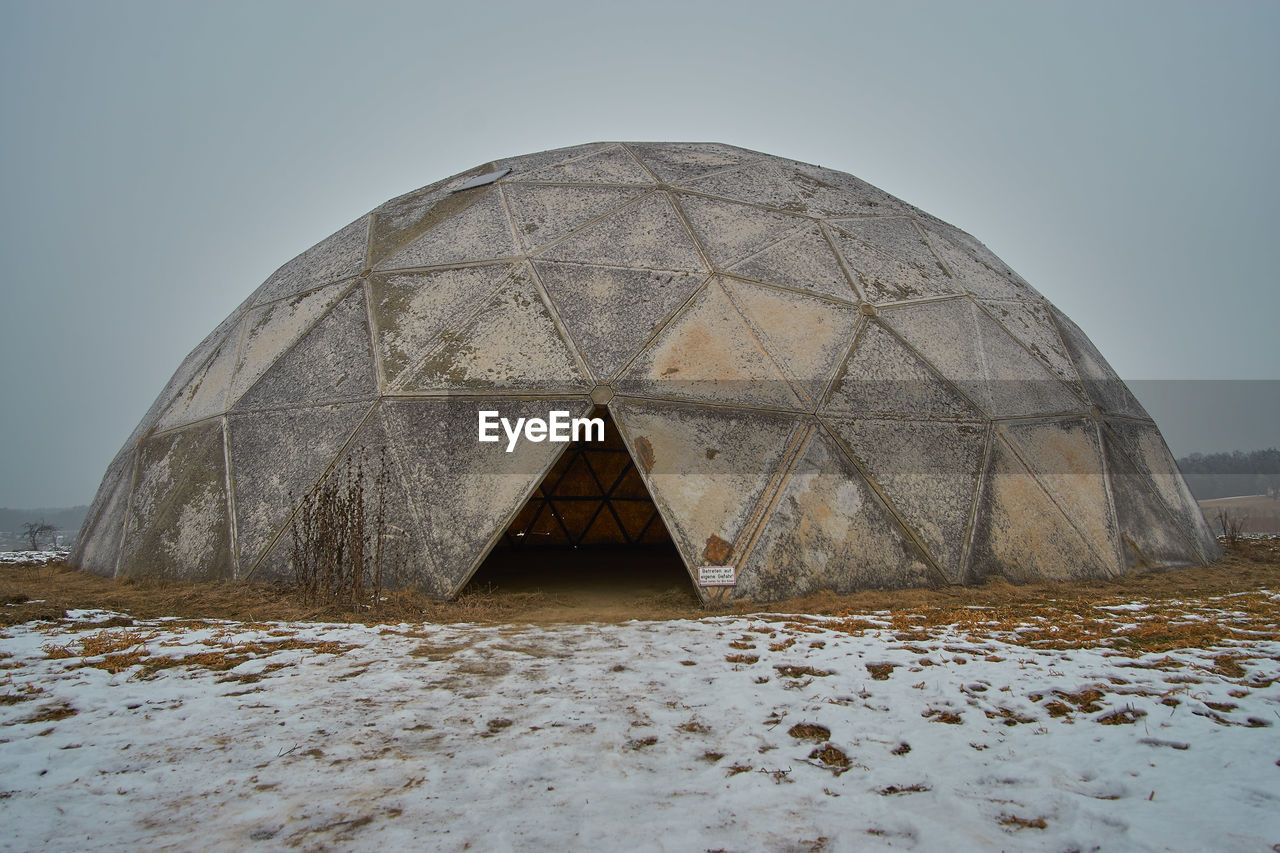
[1,0,1277,508]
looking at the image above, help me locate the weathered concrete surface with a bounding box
[228,401,373,573]
[735,428,936,601]
[828,417,988,583]
[117,421,232,582]
[883,297,1085,418]
[250,215,370,307]
[616,279,803,410]
[611,400,801,590]
[73,142,1217,601]
[728,224,856,303]
[822,319,981,419]
[968,435,1116,584]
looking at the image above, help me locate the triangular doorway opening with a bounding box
[462,408,699,609]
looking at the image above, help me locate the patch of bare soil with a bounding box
[2,538,1276,627]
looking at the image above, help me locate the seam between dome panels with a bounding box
[665,191,721,281]
[361,276,390,394]
[617,144,665,185]
[237,399,381,583]
[969,298,1092,411]
[817,415,951,588]
[1092,414,1128,576]
[521,188,662,260]
[718,278,816,411]
[1097,417,1211,566]
[606,273,714,384]
[385,262,529,394]
[992,425,1123,578]
[222,415,240,580]
[956,423,997,586]
[525,259,605,386]
[729,419,814,595]
[818,221,869,303]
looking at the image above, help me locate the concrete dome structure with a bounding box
[72,142,1219,603]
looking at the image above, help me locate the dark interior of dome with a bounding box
[462,408,697,599]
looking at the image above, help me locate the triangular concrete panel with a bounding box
[71,446,136,577]
[538,192,708,273]
[383,398,596,596]
[884,298,1085,417]
[229,401,374,574]
[1050,306,1151,418]
[678,161,809,211]
[828,418,987,582]
[616,278,805,409]
[786,164,914,218]
[725,280,859,404]
[968,435,1113,583]
[376,187,520,270]
[250,215,369,306]
[535,261,706,379]
[1102,431,1205,570]
[823,319,982,419]
[1104,418,1219,561]
[503,183,648,251]
[676,194,807,267]
[1100,422,1208,563]
[729,225,858,303]
[234,285,379,411]
[118,421,232,581]
[736,427,936,600]
[1002,418,1122,574]
[979,299,1086,397]
[154,325,242,431]
[918,220,1041,302]
[830,218,962,303]
[627,142,757,184]
[246,406,442,591]
[368,176,470,264]
[369,263,516,387]
[512,144,655,185]
[229,282,351,404]
[495,143,612,180]
[399,264,590,393]
[610,400,801,573]
[141,302,254,435]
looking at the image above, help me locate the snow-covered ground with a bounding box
[0,549,70,566]
[2,601,1278,852]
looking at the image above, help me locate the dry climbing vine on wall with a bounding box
[289,446,398,609]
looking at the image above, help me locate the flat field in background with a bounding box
[1199,495,1280,534]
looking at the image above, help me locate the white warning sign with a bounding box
[697,565,736,587]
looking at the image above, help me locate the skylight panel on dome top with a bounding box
[451,168,511,192]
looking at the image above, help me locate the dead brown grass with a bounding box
[998,814,1048,830]
[2,539,1276,630]
[787,723,831,740]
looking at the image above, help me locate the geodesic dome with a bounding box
[72,142,1219,603]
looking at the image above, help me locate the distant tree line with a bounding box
[1176,448,1280,500]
